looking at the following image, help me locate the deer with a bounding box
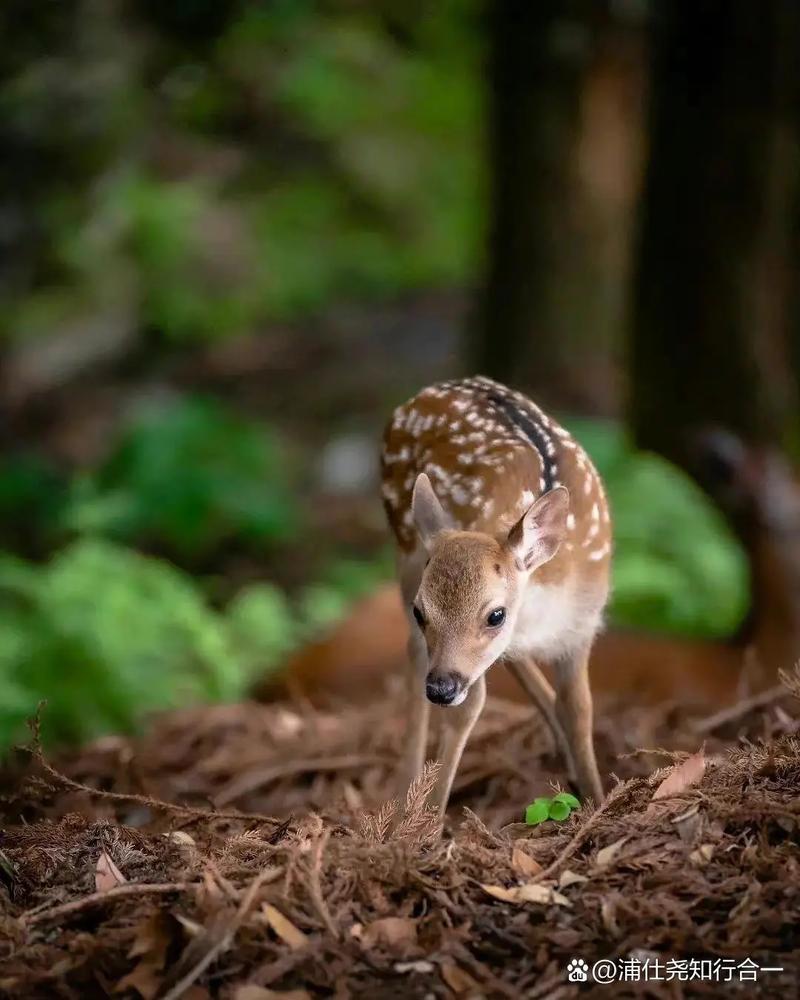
[380,375,611,818]
[259,425,800,730]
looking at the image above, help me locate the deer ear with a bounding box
[412,473,450,548]
[507,486,569,571]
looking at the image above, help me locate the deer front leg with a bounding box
[396,631,431,799]
[552,645,604,803]
[427,673,486,819]
[505,656,573,766]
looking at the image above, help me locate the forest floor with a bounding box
[1,674,799,999]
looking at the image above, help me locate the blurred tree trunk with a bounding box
[630,0,800,466]
[473,0,645,414]
[630,1,800,665]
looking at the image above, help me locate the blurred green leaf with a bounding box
[0,539,322,750]
[7,0,483,338]
[0,456,68,547]
[62,396,299,557]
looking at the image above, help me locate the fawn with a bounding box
[381,376,610,817]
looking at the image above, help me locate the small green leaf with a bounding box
[552,791,580,810]
[525,799,550,825]
[548,799,571,822]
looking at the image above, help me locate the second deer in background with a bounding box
[381,376,612,817]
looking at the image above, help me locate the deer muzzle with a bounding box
[425,670,466,706]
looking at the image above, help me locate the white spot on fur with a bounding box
[582,521,600,545]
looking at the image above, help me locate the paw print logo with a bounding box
[566,958,589,983]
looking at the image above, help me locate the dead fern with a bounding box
[727,734,800,774]
[359,761,442,846]
[359,797,398,843]
[393,761,442,845]
[779,662,800,701]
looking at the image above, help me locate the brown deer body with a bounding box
[381,376,611,816]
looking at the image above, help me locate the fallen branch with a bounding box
[307,829,339,940]
[213,753,386,806]
[691,685,786,735]
[779,664,800,701]
[160,868,273,1000]
[23,881,191,926]
[30,747,282,828]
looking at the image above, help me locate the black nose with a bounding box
[426,672,460,705]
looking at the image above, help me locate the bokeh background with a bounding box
[2,0,799,749]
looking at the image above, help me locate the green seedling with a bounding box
[524,791,581,826]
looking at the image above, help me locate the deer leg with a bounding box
[505,656,573,768]
[396,631,431,798]
[552,645,604,803]
[427,673,487,819]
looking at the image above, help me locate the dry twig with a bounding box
[691,685,786,735]
[160,869,272,1000]
[23,882,191,926]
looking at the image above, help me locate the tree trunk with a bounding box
[629,0,800,466]
[474,0,645,414]
[629,0,800,664]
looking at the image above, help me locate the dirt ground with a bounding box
[1,672,799,999]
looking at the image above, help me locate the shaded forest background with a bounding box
[2,0,800,749]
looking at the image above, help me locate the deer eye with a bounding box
[486,607,506,628]
[412,605,426,629]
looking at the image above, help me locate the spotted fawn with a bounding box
[381,376,610,817]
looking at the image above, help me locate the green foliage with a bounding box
[125,176,260,341]
[0,539,243,746]
[525,792,580,826]
[5,0,483,341]
[0,398,394,752]
[0,455,68,549]
[0,539,321,750]
[64,396,298,557]
[294,551,395,634]
[568,419,750,638]
[0,542,395,752]
[243,2,483,313]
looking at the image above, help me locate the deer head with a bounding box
[409,473,569,704]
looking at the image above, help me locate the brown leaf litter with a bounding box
[0,683,799,998]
